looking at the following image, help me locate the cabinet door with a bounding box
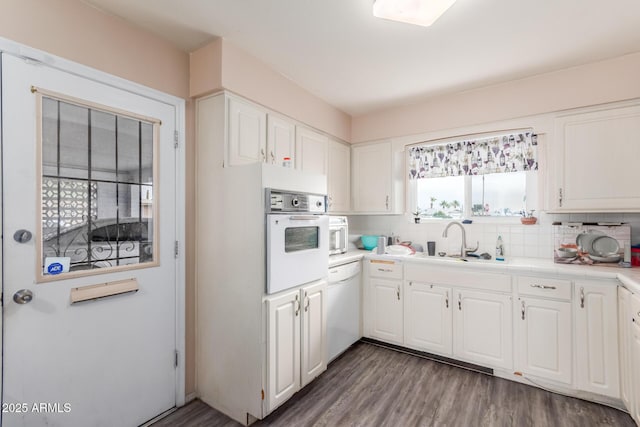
[295,126,328,175]
[327,139,351,212]
[369,278,403,344]
[404,282,452,356]
[265,290,300,413]
[632,323,640,424]
[618,287,633,412]
[227,97,267,166]
[300,281,327,387]
[574,282,619,398]
[352,141,392,212]
[631,293,640,423]
[553,104,640,211]
[517,298,572,384]
[267,114,295,166]
[454,290,513,370]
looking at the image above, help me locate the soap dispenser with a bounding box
[496,235,505,261]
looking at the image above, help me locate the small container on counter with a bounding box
[631,247,640,267]
[376,236,386,254]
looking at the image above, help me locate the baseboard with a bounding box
[185,392,198,404]
[360,337,494,376]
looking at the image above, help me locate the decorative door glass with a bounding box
[39,93,158,279]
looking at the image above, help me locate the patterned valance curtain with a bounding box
[408,131,538,179]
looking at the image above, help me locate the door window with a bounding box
[38,93,159,280]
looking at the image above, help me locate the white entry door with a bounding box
[2,53,180,426]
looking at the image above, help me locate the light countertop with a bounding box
[354,251,640,294]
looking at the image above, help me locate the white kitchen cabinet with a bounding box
[300,281,327,387]
[574,281,619,398]
[516,297,572,384]
[327,139,351,212]
[227,96,267,166]
[295,126,328,175]
[454,289,513,370]
[265,290,300,413]
[369,277,404,345]
[552,102,640,211]
[630,293,640,423]
[404,281,453,356]
[618,287,633,413]
[265,280,327,414]
[352,141,393,213]
[514,276,572,385]
[267,114,296,166]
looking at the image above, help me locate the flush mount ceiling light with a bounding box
[373,0,457,27]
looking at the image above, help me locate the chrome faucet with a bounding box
[442,221,479,258]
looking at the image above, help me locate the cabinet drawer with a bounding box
[517,276,571,300]
[368,259,402,280]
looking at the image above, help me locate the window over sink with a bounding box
[407,131,539,220]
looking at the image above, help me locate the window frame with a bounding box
[405,130,539,224]
[35,87,161,283]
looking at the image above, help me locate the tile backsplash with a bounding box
[347,213,640,259]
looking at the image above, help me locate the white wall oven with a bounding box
[266,189,328,294]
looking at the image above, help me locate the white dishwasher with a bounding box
[327,259,362,362]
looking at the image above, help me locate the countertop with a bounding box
[328,249,368,268]
[349,250,640,294]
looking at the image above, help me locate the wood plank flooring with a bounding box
[154,342,635,427]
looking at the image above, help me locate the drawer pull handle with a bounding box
[378,268,393,273]
[521,301,526,320]
[530,284,556,290]
[580,287,585,309]
[396,286,400,301]
[304,291,310,312]
[458,294,462,311]
[445,291,449,309]
[295,294,300,317]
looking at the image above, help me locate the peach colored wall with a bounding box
[0,0,196,396]
[190,39,351,142]
[352,52,640,143]
[190,40,223,99]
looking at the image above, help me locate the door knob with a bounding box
[13,229,32,243]
[13,289,34,304]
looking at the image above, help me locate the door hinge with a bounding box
[175,350,179,368]
[261,389,265,400]
[174,241,179,258]
[174,130,179,148]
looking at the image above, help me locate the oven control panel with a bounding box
[267,189,326,213]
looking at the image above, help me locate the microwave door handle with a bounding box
[289,215,320,221]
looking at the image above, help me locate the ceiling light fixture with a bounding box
[373,0,457,27]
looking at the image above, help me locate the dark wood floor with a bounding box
[153,342,635,427]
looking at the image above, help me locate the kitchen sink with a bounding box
[409,252,507,263]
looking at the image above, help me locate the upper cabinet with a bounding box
[551,102,640,212]
[296,126,328,175]
[352,141,393,213]
[267,114,296,166]
[327,139,351,212]
[227,96,267,166]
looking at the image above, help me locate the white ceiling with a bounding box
[84,0,640,116]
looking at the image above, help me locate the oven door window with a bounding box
[285,226,319,253]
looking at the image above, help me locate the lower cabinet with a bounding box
[454,289,513,370]
[369,277,403,345]
[574,281,620,399]
[618,287,633,413]
[517,297,572,384]
[630,293,640,423]
[265,280,327,413]
[404,282,453,356]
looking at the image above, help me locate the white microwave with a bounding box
[329,216,348,255]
